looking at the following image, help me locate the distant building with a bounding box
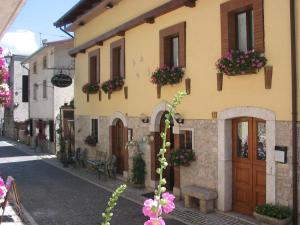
[22,39,74,154]
[4,54,29,142]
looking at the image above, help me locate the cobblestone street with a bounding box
[0,138,259,225]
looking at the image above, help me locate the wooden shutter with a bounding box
[89,49,100,83]
[22,76,28,102]
[110,38,125,78]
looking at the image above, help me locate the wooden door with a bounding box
[159,112,174,191]
[232,118,266,215]
[113,119,124,174]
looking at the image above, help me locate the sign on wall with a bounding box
[51,72,72,88]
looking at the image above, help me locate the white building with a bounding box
[4,54,29,141]
[22,39,74,153]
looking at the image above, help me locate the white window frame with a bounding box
[179,128,195,150]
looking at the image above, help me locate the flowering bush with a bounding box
[0,47,11,107]
[0,177,7,200]
[101,78,124,94]
[151,66,184,86]
[82,83,100,94]
[216,50,267,75]
[169,148,196,167]
[84,135,97,146]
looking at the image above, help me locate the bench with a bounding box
[182,185,217,213]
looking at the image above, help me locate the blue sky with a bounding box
[0,0,79,55]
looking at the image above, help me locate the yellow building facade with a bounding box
[55,0,300,219]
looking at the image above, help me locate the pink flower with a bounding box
[161,192,175,214]
[144,218,165,225]
[0,178,4,186]
[143,199,161,218]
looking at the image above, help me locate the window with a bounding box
[220,0,264,55]
[33,83,38,100]
[43,80,47,98]
[22,75,28,102]
[49,120,54,142]
[89,49,100,83]
[159,22,186,67]
[179,129,194,149]
[43,55,47,69]
[91,118,98,143]
[236,10,254,51]
[110,38,125,79]
[33,62,37,74]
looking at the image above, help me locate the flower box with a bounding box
[82,83,100,94]
[216,50,267,76]
[253,212,291,225]
[254,204,292,225]
[101,77,124,94]
[169,148,196,167]
[151,66,185,86]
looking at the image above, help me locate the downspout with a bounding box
[290,0,298,224]
[59,27,74,39]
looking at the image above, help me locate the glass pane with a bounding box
[237,12,247,52]
[185,130,193,149]
[172,37,179,67]
[257,122,266,160]
[237,121,249,158]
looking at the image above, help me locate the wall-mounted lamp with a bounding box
[106,2,113,9]
[140,114,150,123]
[174,113,184,124]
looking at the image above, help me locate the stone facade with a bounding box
[75,113,298,213]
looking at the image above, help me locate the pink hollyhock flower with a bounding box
[161,192,175,214]
[144,218,165,225]
[0,178,4,186]
[143,199,161,218]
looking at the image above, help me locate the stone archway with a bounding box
[217,106,276,212]
[109,112,129,178]
[149,102,181,196]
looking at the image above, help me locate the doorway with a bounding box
[159,112,175,191]
[112,119,125,174]
[232,117,266,215]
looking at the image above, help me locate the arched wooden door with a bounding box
[159,112,175,191]
[232,117,266,215]
[112,119,125,174]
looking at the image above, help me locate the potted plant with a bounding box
[131,151,146,188]
[169,148,196,167]
[84,135,97,146]
[254,204,292,225]
[82,83,100,94]
[151,65,185,86]
[216,49,267,76]
[101,77,124,94]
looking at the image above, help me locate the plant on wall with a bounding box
[169,148,196,167]
[101,77,124,94]
[82,83,100,94]
[84,135,97,146]
[131,151,146,186]
[151,65,184,86]
[0,47,11,107]
[216,50,267,75]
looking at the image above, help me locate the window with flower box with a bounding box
[220,0,264,55]
[110,38,125,79]
[89,49,100,83]
[160,22,186,68]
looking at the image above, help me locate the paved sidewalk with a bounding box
[6,138,259,225]
[0,203,27,225]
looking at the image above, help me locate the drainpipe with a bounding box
[59,27,74,39]
[290,0,298,224]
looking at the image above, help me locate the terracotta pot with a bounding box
[185,78,191,95]
[157,85,161,98]
[253,212,291,225]
[217,72,223,91]
[264,65,273,89]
